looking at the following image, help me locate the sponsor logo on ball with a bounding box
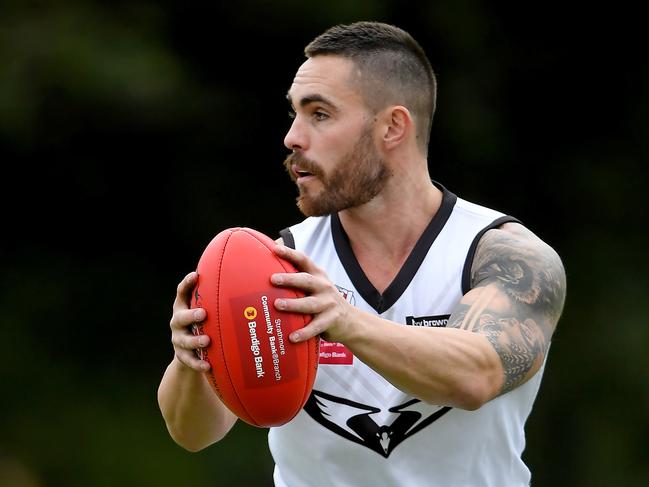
[244,306,258,320]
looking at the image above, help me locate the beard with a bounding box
[283,125,390,217]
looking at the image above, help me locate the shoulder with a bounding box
[276,215,332,250]
[471,222,567,318]
[476,222,561,266]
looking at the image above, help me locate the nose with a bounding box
[284,117,307,151]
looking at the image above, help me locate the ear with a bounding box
[379,106,413,151]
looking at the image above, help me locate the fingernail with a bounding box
[276,299,286,310]
[290,332,300,342]
[272,274,283,285]
[198,336,209,347]
[193,309,205,321]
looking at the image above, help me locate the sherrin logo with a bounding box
[244,306,258,320]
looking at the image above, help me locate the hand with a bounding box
[271,244,353,343]
[169,271,211,372]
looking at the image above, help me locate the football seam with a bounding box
[218,229,257,425]
[243,228,316,420]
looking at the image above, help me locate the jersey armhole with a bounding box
[461,216,522,294]
[279,227,296,249]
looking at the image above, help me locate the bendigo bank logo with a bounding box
[244,306,258,320]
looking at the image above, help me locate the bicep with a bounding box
[448,284,552,394]
[448,224,566,394]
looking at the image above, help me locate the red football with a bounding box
[191,227,319,427]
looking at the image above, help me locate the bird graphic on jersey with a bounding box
[304,390,451,457]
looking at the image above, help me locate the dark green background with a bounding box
[2,1,647,486]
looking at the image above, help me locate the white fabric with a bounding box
[269,193,543,487]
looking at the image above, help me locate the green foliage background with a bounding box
[1,1,647,486]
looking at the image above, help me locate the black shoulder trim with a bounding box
[332,183,457,314]
[461,215,522,294]
[279,227,295,249]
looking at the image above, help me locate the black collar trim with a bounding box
[331,182,457,314]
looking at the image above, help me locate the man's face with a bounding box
[283,56,389,216]
[283,121,388,216]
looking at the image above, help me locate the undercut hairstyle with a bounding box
[305,21,437,153]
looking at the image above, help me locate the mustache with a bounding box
[283,152,324,180]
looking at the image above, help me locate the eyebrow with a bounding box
[286,93,338,111]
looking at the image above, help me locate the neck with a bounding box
[336,163,442,291]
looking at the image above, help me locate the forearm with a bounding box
[157,357,237,451]
[342,308,504,410]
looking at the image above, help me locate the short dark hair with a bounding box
[305,21,437,152]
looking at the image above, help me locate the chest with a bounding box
[353,250,410,295]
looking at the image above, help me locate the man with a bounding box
[158,21,566,486]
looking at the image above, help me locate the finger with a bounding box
[275,295,321,315]
[170,308,206,331]
[176,349,211,372]
[172,271,199,313]
[274,244,321,274]
[287,315,326,343]
[172,330,211,350]
[271,271,320,292]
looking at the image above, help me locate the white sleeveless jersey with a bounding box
[269,183,545,487]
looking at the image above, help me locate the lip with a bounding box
[292,164,315,182]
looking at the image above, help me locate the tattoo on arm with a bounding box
[449,225,567,394]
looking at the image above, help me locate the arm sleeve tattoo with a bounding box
[448,224,567,394]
